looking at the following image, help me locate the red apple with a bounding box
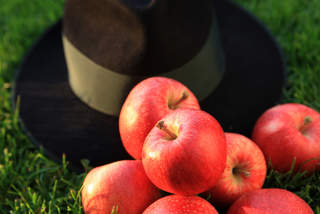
[205,132,267,208]
[81,160,161,214]
[119,77,200,159]
[227,188,314,214]
[142,108,227,195]
[252,103,320,173]
[143,195,219,214]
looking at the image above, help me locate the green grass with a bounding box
[0,0,320,213]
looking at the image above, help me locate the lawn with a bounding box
[0,0,320,213]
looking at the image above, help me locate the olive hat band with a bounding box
[62,16,224,116]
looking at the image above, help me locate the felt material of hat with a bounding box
[62,6,224,116]
[13,0,286,172]
[62,0,224,116]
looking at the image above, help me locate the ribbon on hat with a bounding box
[62,14,224,116]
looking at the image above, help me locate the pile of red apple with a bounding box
[81,77,318,214]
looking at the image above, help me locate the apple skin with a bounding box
[119,77,200,160]
[81,160,161,214]
[143,195,219,214]
[204,132,267,208]
[227,188,314,214]
[142,108,227,195]
[252,103,320,173]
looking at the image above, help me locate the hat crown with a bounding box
[63,0,214,75]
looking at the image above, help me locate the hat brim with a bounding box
[13,0,286,172]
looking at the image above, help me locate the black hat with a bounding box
[13,0,286,171]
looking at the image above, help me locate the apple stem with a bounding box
[169,91,189,109]
[303,116,313,126]
[233,167,250,177]
[300,116,313,133]
[156,121,177,140]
